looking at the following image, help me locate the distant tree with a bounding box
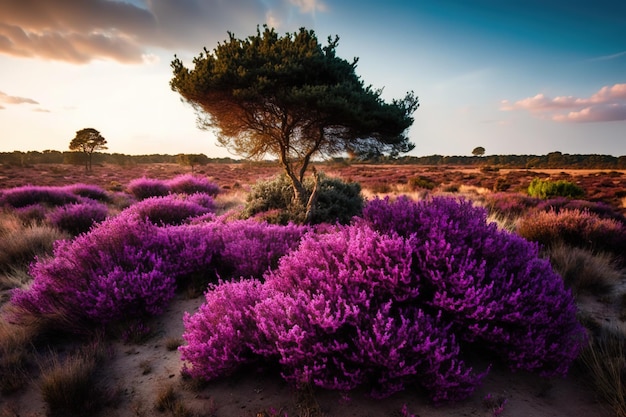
[472,146,485,157]
[177,153,210,172]
[69,128,108,171]
[170,25,419,222]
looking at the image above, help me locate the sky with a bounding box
[0,0,625,158]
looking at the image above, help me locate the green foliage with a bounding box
[472,146,485,156]
[243,174,363,224]
[408,176,437,190]
[528,177,584,199]
[170,25,418,211]
[177,153,209,172]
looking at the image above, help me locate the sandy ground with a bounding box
[3,293,612,417]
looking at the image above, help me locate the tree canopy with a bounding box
[170,26,419,219]
[69,128,107,171]
[472,146,485,157]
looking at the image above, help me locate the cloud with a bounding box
[589,50,626,61]
[501,83,626,123]
[33,107,51,113]
[0,0,328,64]
[0,90,39,105]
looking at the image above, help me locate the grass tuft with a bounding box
[580,330,626,417]
[547,243,624,296]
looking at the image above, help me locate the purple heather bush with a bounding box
[11,207,307,331]
[63,183,110,202]
[217,219,310,278]
[127,177,171,200]
[46,201,109,235]
[181,196,586,403]
[481,192,540,217]
[166,174,220,197]
[125,193,215,225]
[13,203,48,224]
[0,185,79,208]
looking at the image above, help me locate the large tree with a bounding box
[69,128,108,171]
[170,26,419,219]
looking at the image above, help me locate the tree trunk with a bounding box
[304,167,320,224]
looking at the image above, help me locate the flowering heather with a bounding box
[125,193,215,226]
[0,185,79,208]
[10,208,307,330]
[47,201,109,235]
[217,219,310,278]
[166,174,220,196]
[127,177,171,200]
[181,197,586,403]
[63,183,110,202]
[13,204,48,224]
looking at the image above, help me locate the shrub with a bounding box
[0,221,67,273]
[64,183,110,202]
[126,194,215,226]
[10,210,307,332]
[536,197,626,223]
[0,185,79,208]
[517,209,626,264]
[13,204,48,224]
[547,243,624,296]
[181,197,585,403]
[481,193,539,217]
[243,174,363,224]
[528,178,584,199]
[47,201,109,235]
[216,219,310,278]
[39,344,108,417]
[408,176,437,190]
[166,174,220,196]
[127,177,170,200]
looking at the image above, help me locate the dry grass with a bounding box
[164,337,184,352]
[38,341,110,417]
[0,318,37,394]
[580,330,626,417]
[548,244,624,296]
[0,213,68,273]
[154,384,203,417]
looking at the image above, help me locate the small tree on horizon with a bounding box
[170,25,419,222]
[177,153,210,172]
[69,128,108,171]
[472,146,485,157]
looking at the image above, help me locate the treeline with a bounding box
[384,151,626,169]
[1,150,625,170]
[0,151,237,167]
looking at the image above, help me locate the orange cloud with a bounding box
[0,0,326,64]
[501,83,626,122]
[0,90,39,105]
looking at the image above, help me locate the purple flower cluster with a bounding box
[181,197,586,402]
[125,193,215,226]
[11,207,308,329]
[46,201,109,235]
[166,174,221,196]
[127,175,220,200]
[0,185,80,208]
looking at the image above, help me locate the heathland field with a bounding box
[1,162,625,417]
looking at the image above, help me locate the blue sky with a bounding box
[0,0,624,157]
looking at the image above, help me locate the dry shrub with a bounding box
[0,318,37,394]
[154,384,197,417]
[0,216,68,273]
[38,342,108,417]
[580,331,626,417]
[517,209,626,264]
[548,244,624,296]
